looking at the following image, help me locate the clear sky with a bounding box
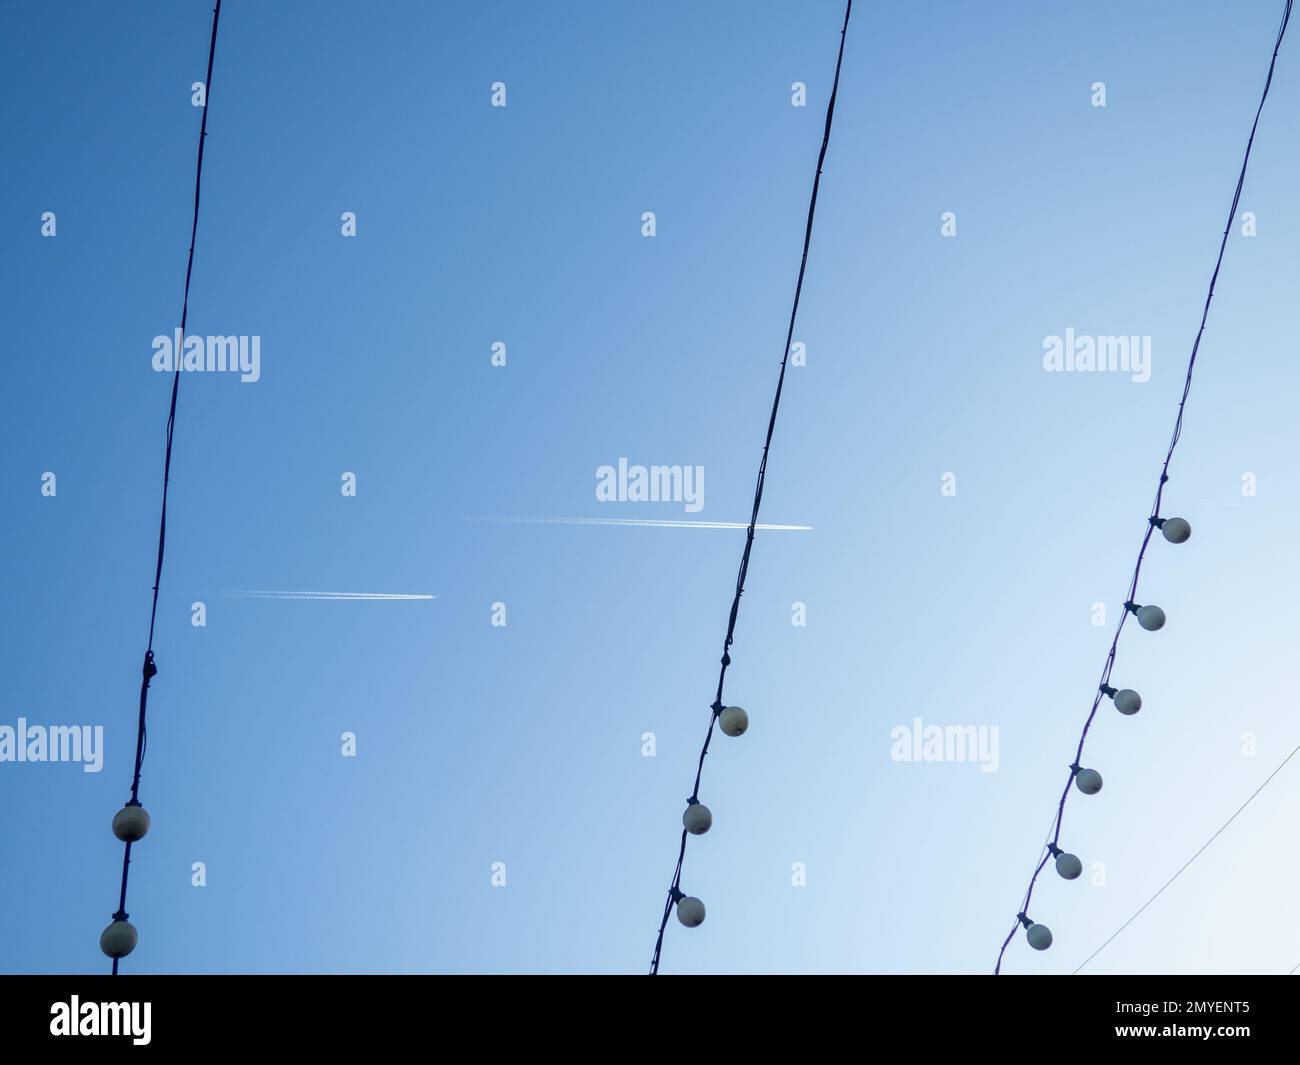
[2,0,1299,975]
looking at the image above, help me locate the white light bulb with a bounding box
[1026,923,1053,951]
[1137,605,1166,631]
[718,706,749,737]
[1112,688,1142,716]
[112,803,151,843]
[1161,517,1191,544]
[682,802,713,835]
[676,895,706,928]
[99,919,138,959]
[1074,767,1103,795]
[1055,852,1083,880]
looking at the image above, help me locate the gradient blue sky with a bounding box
[3,0,1300,975]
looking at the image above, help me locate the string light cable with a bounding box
[100,0,224,973]
[995,0,1294,973]
[648,0,853,974]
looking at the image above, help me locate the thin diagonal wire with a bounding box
[110,0,223,976]
[649,0,853,975]
[1073,739,1300,974]
[994,0,1293,974]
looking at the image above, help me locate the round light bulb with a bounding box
[112,803,151,843]
[1136,605,1166,631]
[1074,767,1103,795]
[682,802,713,835]
[718,706,749,737]
[676,895,706,928]
[99,919,138,960]
[1055,852,1083,880]
[1112,688,1142,716]
[1161,517,1191,544]
[1026,923,1053,951]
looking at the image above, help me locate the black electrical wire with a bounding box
[995,0,1293,975]
[649,0,852,975]
[110,0,223,976]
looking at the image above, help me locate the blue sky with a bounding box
[2,0,1299,974]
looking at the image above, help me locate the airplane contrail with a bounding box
[222,591,437,600]
[471,517,813,531]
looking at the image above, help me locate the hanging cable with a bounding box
[1073,737,1300,973]
[995,0,1293,973]
[99,0,224,974]
[648,0,853,975]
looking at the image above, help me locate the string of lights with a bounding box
[99,0,224,974]
[995,0,1293,973]
[648,0,852,975]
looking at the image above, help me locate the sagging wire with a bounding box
[995,0,1293,973]
[100,0,224,974]
[649,0,853,975]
